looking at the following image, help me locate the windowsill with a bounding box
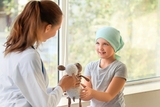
[58,78,160,107]
[124,77,160,95]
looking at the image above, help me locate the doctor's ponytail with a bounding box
[4,1,62,56]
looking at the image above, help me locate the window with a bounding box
[67,0,160,81]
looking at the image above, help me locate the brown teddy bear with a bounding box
[58,63,89,107]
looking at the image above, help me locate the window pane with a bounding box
[68,0,160,81]
[0,0,58,86]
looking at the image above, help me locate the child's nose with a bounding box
[99,45,104,50]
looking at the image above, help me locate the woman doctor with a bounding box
[0,0,78,107]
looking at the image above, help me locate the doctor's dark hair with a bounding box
[4,0,62,56]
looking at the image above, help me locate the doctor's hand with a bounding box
[58,73,80,92]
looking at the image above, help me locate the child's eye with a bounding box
[104,43,109,46]
[96,42,99,45]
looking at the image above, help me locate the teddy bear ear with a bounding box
[58,65,65,71]
[75,63,82,72]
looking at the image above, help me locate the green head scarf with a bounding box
[96,26,124,59]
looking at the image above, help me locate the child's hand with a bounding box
[80,83,92,100]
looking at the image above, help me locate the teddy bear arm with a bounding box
[79,75,90,82]
[58,65,66,70]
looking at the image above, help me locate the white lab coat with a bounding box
[0,47,63,107]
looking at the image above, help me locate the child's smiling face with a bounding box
[95,38,115,59]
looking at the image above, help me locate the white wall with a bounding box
[125,90,160,107]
